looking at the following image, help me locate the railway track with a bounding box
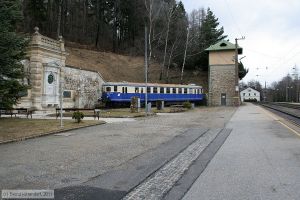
[259,102,300,127]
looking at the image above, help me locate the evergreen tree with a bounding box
[0,0,28,109]
[196,8,227,70]
[239,62,249,80]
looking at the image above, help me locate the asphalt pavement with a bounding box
[0,106,236,196]
[182,103,300,200]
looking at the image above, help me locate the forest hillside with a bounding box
[65,45,208,91]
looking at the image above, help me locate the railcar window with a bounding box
[153,87,158,93]
[160,87,164,93]
[184,88,187,94]
[106,87,111,92]
[147,87,151,93]
[122,87,128,93]
[166,88,170,94]
[178,88,182,94]
[141,88,144,93]
[189,88,193,94]
[114,86,117,92]
[172,88,176,94]
[135,87,139,93]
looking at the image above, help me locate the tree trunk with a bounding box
[160,9,172,80]
[57,0,62,39]
[181,27,190,84]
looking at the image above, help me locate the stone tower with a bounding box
[206,40,243,106]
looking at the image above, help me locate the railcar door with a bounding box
[221,93,226,106]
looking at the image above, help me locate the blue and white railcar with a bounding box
[101,82,204,104]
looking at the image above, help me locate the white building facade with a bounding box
[240,87,260,102]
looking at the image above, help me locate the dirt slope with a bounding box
[65,47,208,91]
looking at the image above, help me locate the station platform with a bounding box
[183,103,300,200]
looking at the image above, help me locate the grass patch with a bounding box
[48,108,147,118]
[0,118,105,143]
[152,107,188,113]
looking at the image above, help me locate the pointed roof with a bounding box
[240,87,260,93]
[206,40,243,54]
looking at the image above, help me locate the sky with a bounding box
[181,0,300,87]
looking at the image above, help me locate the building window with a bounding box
[249,93,250,96]
[254,93,256,96]
[63,91,71,98]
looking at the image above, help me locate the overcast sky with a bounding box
[181,0,300,87]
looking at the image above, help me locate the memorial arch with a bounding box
[18,27,105,112]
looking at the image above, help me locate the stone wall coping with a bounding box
[65,65,105,81]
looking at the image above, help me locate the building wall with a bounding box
[209,51,235,66]
[63,66,105,108]
[208,64,236,106]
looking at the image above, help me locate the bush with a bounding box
[72,111,84,123]
[183,101,192,109]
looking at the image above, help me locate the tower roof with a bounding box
[206,40,243,54]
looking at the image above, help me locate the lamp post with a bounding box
[144,26,148,115]
[292,65,299,102]
[275,88,279,102]
[59,79,64,128]
[239,56,246,62]
[286,86,293,102]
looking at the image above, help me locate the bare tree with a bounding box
[180,25,190,84]
[160,3,176,80]
[144,0,163,78]
[57,0,62,38]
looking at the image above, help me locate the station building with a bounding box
[240,87,261,102]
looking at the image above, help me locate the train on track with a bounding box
[100,82,205,106]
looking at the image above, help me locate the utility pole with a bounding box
[235,36,245,106]
[145,26,148,115]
